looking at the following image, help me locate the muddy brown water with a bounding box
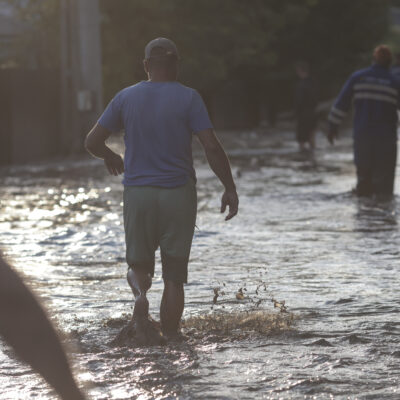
[0,130,399,399]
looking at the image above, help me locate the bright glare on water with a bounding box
[0,130,399,399]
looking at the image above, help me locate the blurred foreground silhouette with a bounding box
[0,253,87,400]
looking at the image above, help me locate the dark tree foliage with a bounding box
[4,0,60,69]
[101,0,390,107]
[100,0,311,99]
[7,0,391,110]
[280,0,391,90]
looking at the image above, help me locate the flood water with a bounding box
[1,129,399,399]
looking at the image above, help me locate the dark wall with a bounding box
[0,69,60,165]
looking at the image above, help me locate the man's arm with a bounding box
[197,129,238,220]
[0,254,87,400]
[327,74,355,145]
[85,123,124,176]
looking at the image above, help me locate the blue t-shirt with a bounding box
[98,81,213,187]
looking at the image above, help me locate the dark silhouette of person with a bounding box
[0,253,87,400]
[328,45,400,197]
[294,61,318,151]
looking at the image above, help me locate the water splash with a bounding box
[183,309,295,337]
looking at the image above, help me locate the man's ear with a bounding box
[143,59,149,74]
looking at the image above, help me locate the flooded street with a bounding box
[1,129,399,399]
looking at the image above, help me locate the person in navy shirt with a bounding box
[85,38,238,340]
[328,45,400,196]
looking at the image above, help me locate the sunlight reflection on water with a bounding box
[0,130,400,399]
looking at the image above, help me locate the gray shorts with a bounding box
[123,179,197,283]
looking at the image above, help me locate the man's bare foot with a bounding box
[112,315,166,347]
[163,330,187,343]
[135,316,166,346]
[134,316,148,345]
[133,294,149,318]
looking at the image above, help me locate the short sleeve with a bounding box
[188,90,213,134]
[98,93,123,133]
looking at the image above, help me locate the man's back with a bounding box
[98,81,212,188]
[329,64,400,140]
[345,65,399,137]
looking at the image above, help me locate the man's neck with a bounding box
[148,73,176,82]
[372,63,388,70]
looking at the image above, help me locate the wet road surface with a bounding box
[0,129,399,399]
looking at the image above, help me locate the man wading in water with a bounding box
[85,38,239,341]
[328,45,399,197]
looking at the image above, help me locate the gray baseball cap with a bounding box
[144,37,179,59]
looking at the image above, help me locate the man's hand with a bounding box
[104,151,124,176]
[85,123,124,177]
[197,129,239,221]
[327,123,339,145]
[221,190,239,221]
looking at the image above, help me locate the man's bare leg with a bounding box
[298,141,307,152]
[308,129,316,151]
[127,267,151,318]
[160,280,184,337]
